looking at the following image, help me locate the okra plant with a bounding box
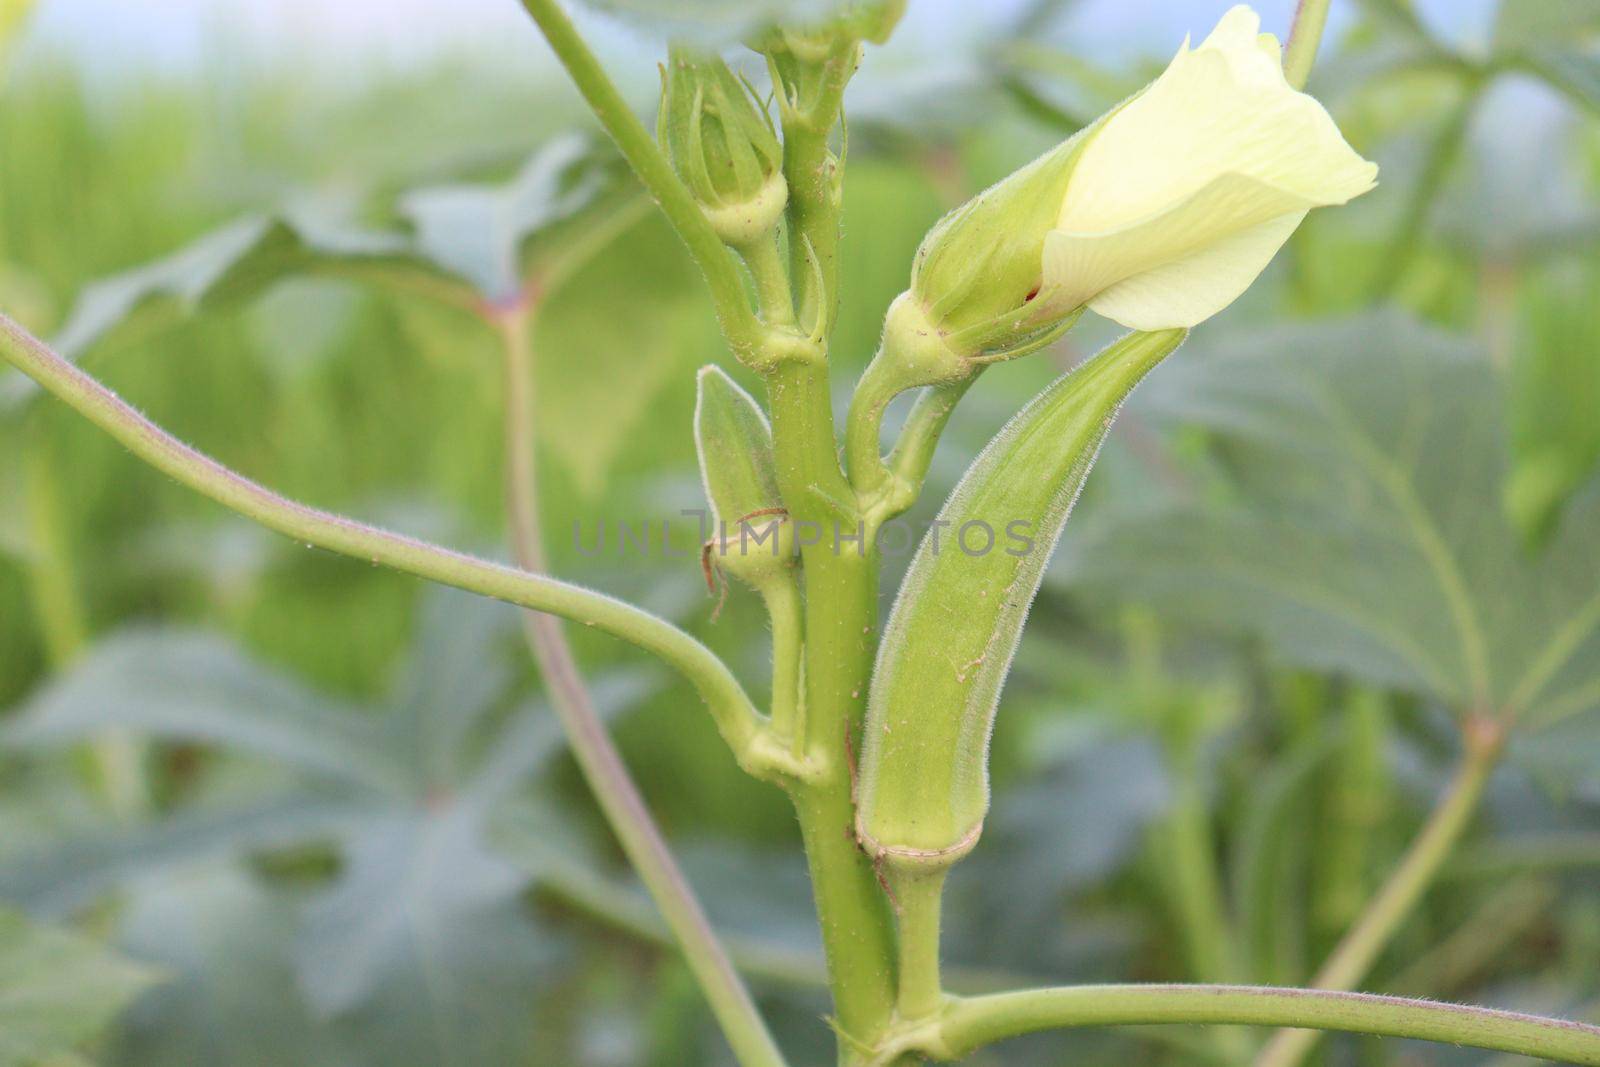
[3,1,1600,1065]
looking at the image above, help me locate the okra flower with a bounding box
[886,4,1377,387]
[1044,4,1378,330]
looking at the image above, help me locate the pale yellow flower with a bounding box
[1043,4,1378,330]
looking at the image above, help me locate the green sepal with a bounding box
[855,328,1188,866]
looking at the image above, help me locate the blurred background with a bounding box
[1,1,1598,1064]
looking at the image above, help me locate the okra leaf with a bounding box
[398,134,618,303]
[0,903,161,1067]
[857,329,1186,861]
[0,138,622,413]
[110,867,343,1067]
[1059,314,1600,733]
[1,629,402,792]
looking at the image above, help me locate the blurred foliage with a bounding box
[0,1,1598,1065]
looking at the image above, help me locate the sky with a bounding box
[16,0,1497,87]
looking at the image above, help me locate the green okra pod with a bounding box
[856,328,1188,870]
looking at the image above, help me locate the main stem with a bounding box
[913,985,1600,1065]
[767,359,900,1056]
[1254,718,1504,1067]
[495,309,785,1067]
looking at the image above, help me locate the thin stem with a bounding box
[843,349,905,497]
[1253,718,1504,1067]
[514,0,764,362]
[494,308,786,1067]
[23,435,148,817]
[891,869,948,1023]
[892,984,1600,1065]
[1368,82,1478,301]
[772,35,858,338]
[762,577,805,756]
[739,236,796,329]
[0,312,800,782]
[883,379,975,508]
[1282,0,1334,91]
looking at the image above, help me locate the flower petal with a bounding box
[1058,33,1376,234]
[1085,211,1304,330]
[1044,170,1314,318]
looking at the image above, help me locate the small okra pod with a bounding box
[856,328,1188,872]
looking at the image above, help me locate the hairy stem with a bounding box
[495,308,786,1067]
[1254,718,1504,1067]
[891,869,948,1023]
[514,0,764,362]
[766,358,899,1053]
[0,312,799,782]
[891,984,1600,1065]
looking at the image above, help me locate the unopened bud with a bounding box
[659,48,788,249]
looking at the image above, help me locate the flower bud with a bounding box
[886,3,1376,387]
[694,365,796,590]
[659,48,788,249]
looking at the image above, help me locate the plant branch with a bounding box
[762,577,806,755]
[494,308,786,1067]
[0,312,805,783]
[1253,717,1504,1067]
[878,984,1600,1065]
[514,0,765,363]
[1283,0,1334,91]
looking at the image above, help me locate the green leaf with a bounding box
[398,134,620,302]
[110,866,346,1067]
[0,796,372,916]
[1505,263,1600,544]
[531,211,723,496]
[1060,314,1600,731]
[856,329,1187,862]
[0,139,623,414]
[0,903,160,1067]
[2,629,403,792]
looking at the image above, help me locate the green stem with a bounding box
[761,577,805,756]
[24,435,149,817]
[1160,747,1239,986]
[890,985,1600,1065]
[495,308,787,1067]
[739,236,796,329]
[1253,718,1504,1067]
[514,0,764,362]
[766,357,899,1055]
[1368,83,1478,301]
[1282,0,1334,91]
[883,380,974,505]
[842,350,905,497]
[0,312,801,784]
[772,35,858,338]
[891,868,947,1023]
